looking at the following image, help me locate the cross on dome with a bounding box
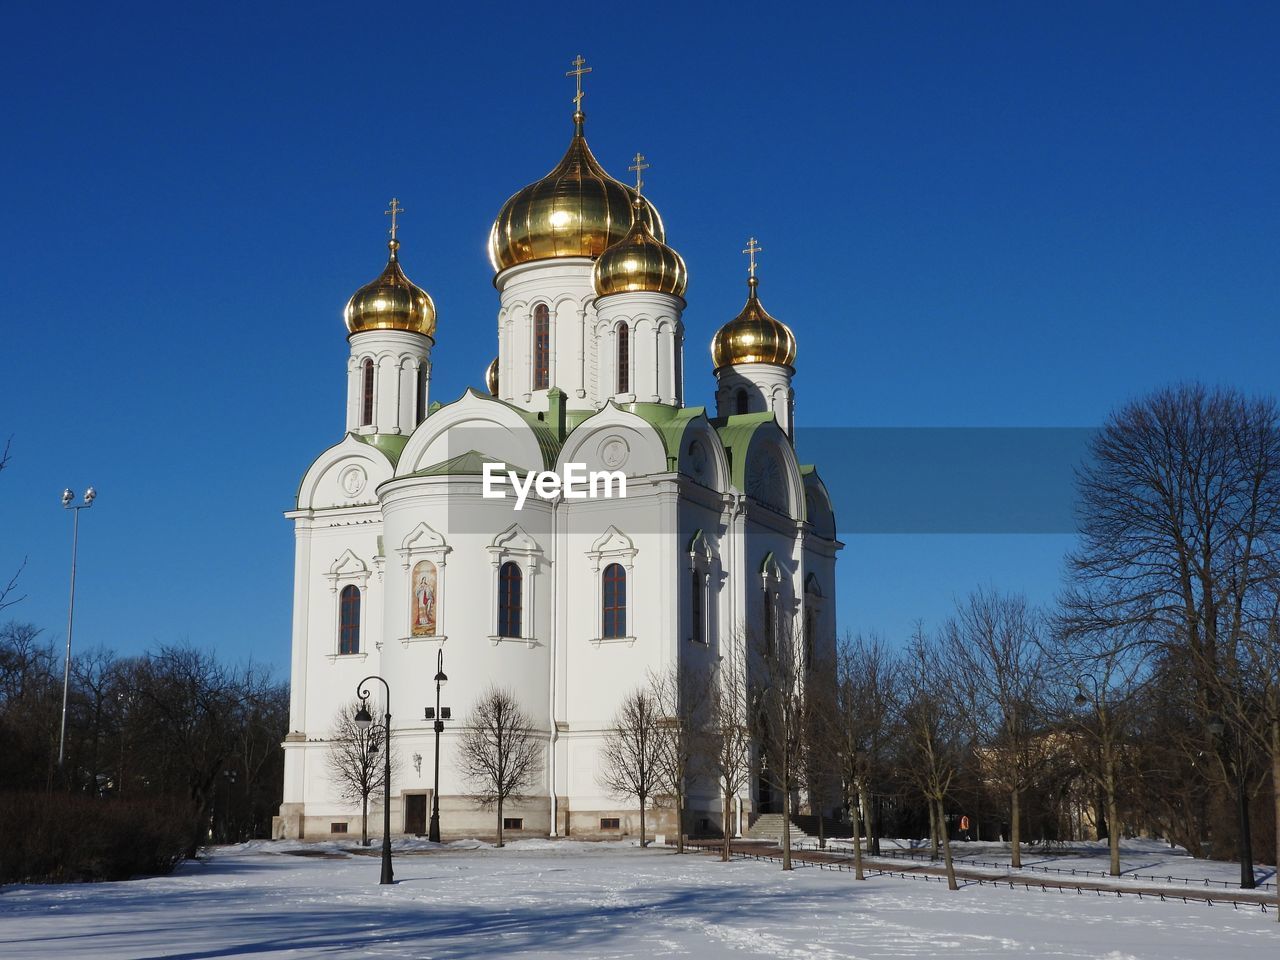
[628,152,649,195]
[385,198,405,241]
[566,54,591,114]
[743,237,763,279]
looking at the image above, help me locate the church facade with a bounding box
[276,76,841,841]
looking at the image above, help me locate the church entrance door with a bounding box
[404,793,427,835]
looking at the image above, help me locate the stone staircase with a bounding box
[746,813,852,842]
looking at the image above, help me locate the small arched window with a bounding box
[416,365,428,425]
[361,359,375,426]
[602,563,627,638]
[735,389,749,416]
[339,585,361,655]
[499,561,523,638]
[691,568,703,644]
[616,325,630,395]
[533,304,550,390]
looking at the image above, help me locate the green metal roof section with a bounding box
[405,450,529,479]
[607,402,706,470]
[353,432,410,466]
[454,387,562,470]
[713,412,776,490]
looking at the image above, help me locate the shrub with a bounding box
[0,792,200,883]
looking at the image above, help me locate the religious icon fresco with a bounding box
[411,560,437,636]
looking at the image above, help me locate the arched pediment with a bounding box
[677,414,730,492]
[491,522,540,555]
[589,525,635,556]
[400,520,446,552]
[557,404,669,479]
[398,389,556,478]
[295,434,396,511]
[802,468,837,539]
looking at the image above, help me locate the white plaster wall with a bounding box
[715,363,795,436]
[346,329,432,435]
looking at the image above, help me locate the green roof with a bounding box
[407,450,528,479]
[713,412,776,489]
[610,402,706,470]
[352,432,410,466]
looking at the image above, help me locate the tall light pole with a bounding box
[354,675,394,884]
[59,486,96,770]
[423,648,450,842]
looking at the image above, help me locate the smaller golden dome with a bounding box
[711,276,796,370]
[593,199,687,298]
[485,356,499,396]
[344,238,437,337]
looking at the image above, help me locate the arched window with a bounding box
[416,365,428,425]
[361,359,375,426]
[498,561,523,637]
[602,563,627,639]
[691,568,703,644]
[533,304,550,390]
[735,389,749,416]
[762,587,775,656]
[339,585,361,655]
[616,324,629,394]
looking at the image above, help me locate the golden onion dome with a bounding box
[489,113,665,273]
[711,276,797,370]
[344,238,437,337]
[593,198,687,298]
[485,356,499,396]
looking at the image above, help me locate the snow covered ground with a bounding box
[1,838,1275,959]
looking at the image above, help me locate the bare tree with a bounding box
[706,651,753,862]
[752,623,811,871]
[900,624,963,890]
[835,632,900,879]
[650,666,710,854]
[599,686,663,847]
[0,439,26,613]
[1063,384,1280,880]
[945,589,1047,868]
[326,699,394,846]
[457,686,541,847]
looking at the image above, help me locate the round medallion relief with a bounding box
[339,465,367,497]
[688,439,708,478]
[599,436,630,470]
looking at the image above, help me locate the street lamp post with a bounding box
[59,486,96,770]
[355,675,394,884]
[423,648,450,843]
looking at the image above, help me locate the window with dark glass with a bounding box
[691,568,703,644]
[339,585,361,654]
[533,304,550,390]
[616,325,629,394]
[498,561,523,637]
[763,587,774,655]
[736,389,749,416]
[602,562,627,638]
[361,359,375,426]
[416,365,428,425]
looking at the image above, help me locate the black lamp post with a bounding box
[355,675,394,885]
[1206,715,1255,889]
[423,648,450,843]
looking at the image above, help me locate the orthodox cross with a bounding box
[385,198,405,240]
[567,54,591,112]
[628,152,649,195]
[743,237,762,279]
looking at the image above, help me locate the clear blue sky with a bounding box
[2,2,1277,675]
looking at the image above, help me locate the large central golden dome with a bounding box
[489,113,664,273]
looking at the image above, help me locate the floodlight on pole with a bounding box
[58,486,97,771]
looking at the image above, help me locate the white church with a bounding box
[276,66,841,841]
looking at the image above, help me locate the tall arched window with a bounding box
[416,365,428,425]
[361,359,375,426]
[762,587,775,656]
[339,585,361,655]
[602,563,627,638]
[616,324,629,394]
[533,304,550,390]
[498,561,523,637]
[691,568,703,644]
[735,389,749,416]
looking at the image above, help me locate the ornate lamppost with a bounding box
[354,675,394,884]
[59,486,96,769]
[423,648,450,842]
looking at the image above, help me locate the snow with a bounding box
[1,840,1275,959]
